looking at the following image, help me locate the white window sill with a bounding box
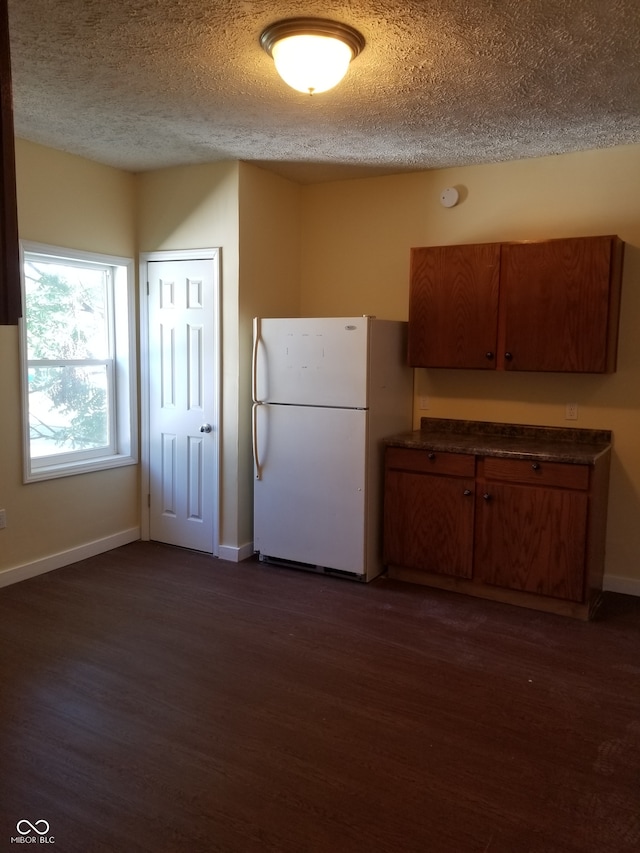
[25,453,138,483]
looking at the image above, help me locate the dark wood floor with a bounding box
[0,541,638,853]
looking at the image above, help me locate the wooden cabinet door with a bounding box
[474,482,588,601]
[384,469,475,577]
[408,243,501,368]
[500,236,623,372]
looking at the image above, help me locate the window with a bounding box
[20,242,137,481]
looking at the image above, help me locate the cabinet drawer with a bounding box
[386,447,475,477]
[482,457,590,490]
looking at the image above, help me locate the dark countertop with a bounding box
[384,418,612,465]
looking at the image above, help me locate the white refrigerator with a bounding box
[252,316,413,581]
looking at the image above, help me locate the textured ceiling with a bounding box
[7,0,640,183]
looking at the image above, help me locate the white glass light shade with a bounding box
[271,34,353,94]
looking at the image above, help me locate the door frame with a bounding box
[139,248,221,555]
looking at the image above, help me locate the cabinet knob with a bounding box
[485,351,494,361]
[504,352,513,361]
[483,493,492,501]
[531,462,540,471]
[428,452,436,460]
[463,489,472,497]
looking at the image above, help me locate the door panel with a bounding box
[475,482,588,601]
[408,243,501,368]
[384,470,475,577]
[148,258,218,552]
[254,316,369,408]
[501,237,613,372]
[254,404,367,574]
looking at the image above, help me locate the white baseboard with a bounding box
[0,528,141,589]
[603,575,640,597]
[218,541,255,563]
[3,533,635,597]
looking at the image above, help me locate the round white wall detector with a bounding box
[440,187,459,208]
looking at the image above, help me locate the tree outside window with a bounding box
[24,258,113,457]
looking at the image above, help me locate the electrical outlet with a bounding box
[0,509,6,530]
[565,402,578,421]
[419,396,430,410]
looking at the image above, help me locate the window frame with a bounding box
[19,241,138,482]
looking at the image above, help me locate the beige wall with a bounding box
[299,145,640,590]
[137,161,242,553]
[0,140,138,577]
[137,161,301,554]
[238,163,301,545]
[4,138,640,593]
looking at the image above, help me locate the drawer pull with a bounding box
[483,493,492,501]
[428,452,436,460]
[485,351,494,361]
[504,351,513,361]
[463,489,472,497]
[531,462,540,471]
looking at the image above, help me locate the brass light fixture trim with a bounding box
[259,17,366,61]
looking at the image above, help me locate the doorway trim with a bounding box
[139,248,221,555]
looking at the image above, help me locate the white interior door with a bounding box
[147,257,219,553]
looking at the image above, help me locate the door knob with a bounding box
[200,424,213,433]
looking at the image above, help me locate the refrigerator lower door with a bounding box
[254,404,367,577]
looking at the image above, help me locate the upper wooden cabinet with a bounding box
[409,242,501,369]
[408,236,624,373]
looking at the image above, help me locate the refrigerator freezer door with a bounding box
[254,404,367,575]
[254,317,369,408]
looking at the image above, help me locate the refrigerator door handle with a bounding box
[252,316,261,403]
[252,401,263,480]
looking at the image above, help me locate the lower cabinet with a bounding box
[475,459,590,602]
[383,446,611,619]
[383,448,475,579]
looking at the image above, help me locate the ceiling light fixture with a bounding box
[260,17,365,95]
